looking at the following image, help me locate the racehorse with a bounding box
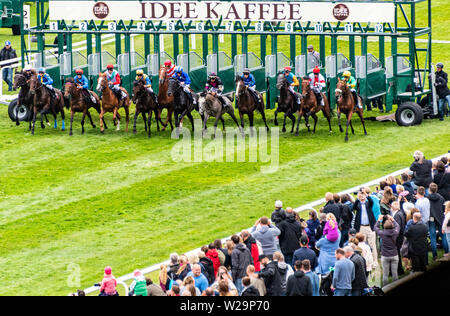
[167,77,196,136]
[275,72,300,133]
[28,75,65,135]
[198,92,242,138]
[96,72,130,133]
[157,66,174,131]
[13,71,50,128]
[335,79,367,142]
[64,78,103,136]
[294,77,332,136]
[132,79,160,137]
[235,75,269,135]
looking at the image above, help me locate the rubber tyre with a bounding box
[395,102,423,127]
[8,98,31,122]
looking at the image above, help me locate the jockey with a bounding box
[164,60,176,77]
[284,66,301,105]
[106,64,127,100]
[173,66,197,105]
[205,72,230,108]
[23,64,33,80]
[241,68,261,104]
[308,66,326,107]
[74,69,96,104]
[135,69,157,103]
[342,70,362,108]
[37,67,56,99]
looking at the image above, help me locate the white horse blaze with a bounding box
[97,77,103,91]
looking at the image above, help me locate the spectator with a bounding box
[129,270,148,296]
[165,253,179,290]
[180,276,201,296]
[316,229,340,275]
[353,191,378,267]
[344,246,368,296]
[323,213,339,242]
[415,186,430,224]
[292,235,318,271]
[168,284,180,296]
[273,251,294,295]
[322,192,341,222]
[332,248,355,296]
[184,284,197,296]
[211,266,238,296]
[241,276,260,296]
[146,278,167,296]
[218,279,236,296]
[401,172,416,202]
[0,40,17,91]
[433,161,450,201]
[99,266,118,296]
[391,201,407,275]
[301,259,320,297]
[404,213,429,272]
[256,254,283,296]
[246,265,267,296]
[174,255,191,282]
[306,210,320,251]
[434,62,450,121]
[442,202,450,257]
[428,183,449,258]
[307,45,320,64]
[352,234,374,276]
[277,207,302,266]
[386,176,398,194]
[198,250,215,285]
[271,200,286,225]
[213,239,227,267]
[314,212,327,246]
[230,234,253,295]
[380,187,396,215]
[250,216,281,258]
[339,194,354,247]
[410,151,433,188]
[241,231,261,272]
[374,215,401,286]
[286,260,313,296]
[206,244,221,277]
[225,240,235,268]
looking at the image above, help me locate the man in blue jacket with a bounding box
[74,69,96,104]
[173,66,196,105]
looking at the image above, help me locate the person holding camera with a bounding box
[374,215,400,286]
[410,151,433,190]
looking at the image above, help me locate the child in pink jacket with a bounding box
[323,213,339,242]
[99,266,118,296]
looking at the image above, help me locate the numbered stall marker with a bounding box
[344,23,353,33]
[225,21,234,32]
[375,23,384,33]
[196,22,204,32]
[108,22,117,31]
[314,23,323,33]
[255,22,264,33]
[167,21,175,32]
[49,22,58,31]
[137,22,146,31]
[79,22,88,31]
[285,22,293,33]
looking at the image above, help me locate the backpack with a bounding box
[277,265,288,292]
[199,258,215,285]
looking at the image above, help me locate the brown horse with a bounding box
[29,76,65,135]
[64,78,103,136]
[335,79,367,142]
[96,72,130,133]
[235,75,269,135]
[132,79,160,137]
[157,66,174,131]
[294,78,332,136]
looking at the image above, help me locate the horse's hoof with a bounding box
[294,132,299,137]
[92,125,96,129]
[282,128,286,133]
[69,132,73,136]
[100,130,105,134]
[345,137,349,143]
[15,122,19,126]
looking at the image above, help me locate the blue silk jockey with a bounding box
[241,68,262,104]
[74,69,97,104]
[37,67,64,129]
[135,69,157,103]
[173,66,197,105]
[284,66,301,105]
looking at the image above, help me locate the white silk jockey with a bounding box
[308,68,326,106]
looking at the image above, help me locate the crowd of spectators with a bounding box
[86,151,450,297]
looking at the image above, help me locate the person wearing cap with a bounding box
[256,254,283,296]
[99,266,118,296]
[74,69,96,104]
[23,64,34,80]
[106,64,127,100]
[205,72,230,108]
[135,69,157,103]
[0,40,17,91]
[240,68,261,104]
[308,66,326,107]
[307,45,320,65]
[283,66,301,105]
[271,200,286,225]
[164,60,176,77]
[342,70,362,109]
[37,67,56,99]
[172,66,197,105]
[434,62,450,120]
[129,269,148,296]
[292,235,318,271]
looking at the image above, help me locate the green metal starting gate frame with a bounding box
[20,0,433,112]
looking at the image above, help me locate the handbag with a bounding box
[400,238,410,257]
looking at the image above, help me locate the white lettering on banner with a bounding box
[49,1,396,23]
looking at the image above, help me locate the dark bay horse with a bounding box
[275,72,300,133]
[28,76,65,135]
[64,78,103,136]
[167,77,195,136]
[335,79,367,142]
[157,66,174,131]
[198,92,242,138]
[96,72,130,133]
[294,77,332,136]
[235,75,269,135]
[132,79,160,137]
